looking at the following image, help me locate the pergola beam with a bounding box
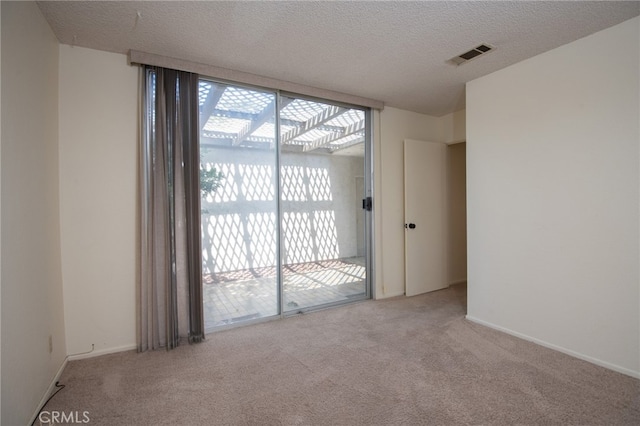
[234,97,294,146]
[202,112,345,136]
[329,136,365,153]
[303,119,365,152]
[233,100,274,146]
[199,86,226,130]
[281,105,347,144]
[280,119,344,133]
[201,135,272,150]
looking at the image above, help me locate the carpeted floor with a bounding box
[45,284,639,425]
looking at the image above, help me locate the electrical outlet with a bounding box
[48,335,53,354]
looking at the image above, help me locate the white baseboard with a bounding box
[466,315,640,379]
[67,344,137,361]
[29,357,69,426]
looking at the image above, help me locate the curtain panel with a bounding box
[138,66,204,351]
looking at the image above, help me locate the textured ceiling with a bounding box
[38,1,639,116]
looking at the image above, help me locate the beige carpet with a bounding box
[46,284,639,425]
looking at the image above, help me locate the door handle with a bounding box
[404,223,417,229]
[362,197,373,211]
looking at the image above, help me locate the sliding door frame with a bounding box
[200,78,374,330]
[277,90,373,316]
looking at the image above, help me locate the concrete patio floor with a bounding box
[203,257,366,329]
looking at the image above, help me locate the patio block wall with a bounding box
[201,147,364,274]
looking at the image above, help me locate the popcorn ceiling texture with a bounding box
[37,1,639,116]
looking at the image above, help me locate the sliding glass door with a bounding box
[199,80,370,330]
[199,82,279,328]
[279,95,368,312]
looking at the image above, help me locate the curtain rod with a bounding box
[128,50,384,111]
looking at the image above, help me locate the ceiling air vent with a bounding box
[449,44,494,65]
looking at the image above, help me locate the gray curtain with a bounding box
[139,66,204,351]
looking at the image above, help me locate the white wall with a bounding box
[466,17,639,377]
[443,109,467,285]
[1,2,67,424]
[58,45,138,357]
[441,109,466,144]
[447,143,467,284]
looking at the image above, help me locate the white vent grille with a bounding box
[449,44,494,65]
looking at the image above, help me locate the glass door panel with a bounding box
[279,95,368,312]
[199,81,279,329]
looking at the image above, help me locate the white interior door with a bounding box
[404,139,447,296]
